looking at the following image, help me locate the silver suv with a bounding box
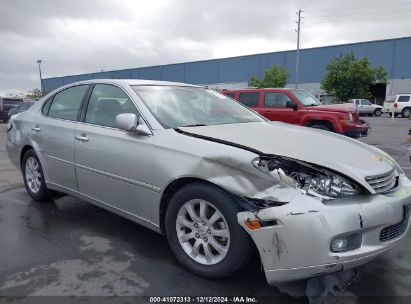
[6,79,411,285]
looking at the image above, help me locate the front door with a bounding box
[74,84,155,221]
[260,92,301,124]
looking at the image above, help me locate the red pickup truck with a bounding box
[221,88,369,138]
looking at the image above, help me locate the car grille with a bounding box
[379,207,409,242]
[365,169,397,193]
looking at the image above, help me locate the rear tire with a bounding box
[402,108,411,118]
[165,182,253,279]
[22,149,53,201]
[374,109,382,116]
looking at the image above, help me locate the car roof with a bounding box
[62,79,203,88]
[223,88,296,91]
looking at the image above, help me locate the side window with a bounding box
[398,96,410,102]
[361,100,371,105]
[48,85,88,120]
[355,100,360,105]
[239,92,259,107]
[85,84,139,128]
[264,92,292,108]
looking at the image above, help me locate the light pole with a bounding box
[36,60,43,96]
[295,9,303,89]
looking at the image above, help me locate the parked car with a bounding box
[383,94,411,117]
[222,88,369,138]
[348,99,383,116]
[8,101,35,119]
[6,79,410,286]
[0,97,23,122]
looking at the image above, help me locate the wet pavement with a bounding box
[0,116,410,302]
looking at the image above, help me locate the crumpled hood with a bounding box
[178,121,396,187]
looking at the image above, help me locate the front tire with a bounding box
[374,109,382,116]
[22,150,53,201]
[165,182,253,279]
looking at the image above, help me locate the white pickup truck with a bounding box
[348,99,383,116]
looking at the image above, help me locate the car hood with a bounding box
[178,121,396,187]
[305,103,356,113]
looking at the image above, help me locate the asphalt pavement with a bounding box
[0,116,410,303]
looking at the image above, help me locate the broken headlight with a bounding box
[252,156,361,201]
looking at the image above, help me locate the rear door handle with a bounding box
[31,126,41,132]
[75,135,89,142]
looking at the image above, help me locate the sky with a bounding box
[1,0,410,96]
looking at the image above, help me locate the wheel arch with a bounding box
[20,145,34,170]
[305,119,335,132]
[159,177,234,235]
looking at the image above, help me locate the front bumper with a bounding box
[238,175,411,285]
[342,120,370,138]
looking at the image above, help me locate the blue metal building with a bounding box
[43,36,411,96]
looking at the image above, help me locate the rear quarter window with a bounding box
[239,92,259,107]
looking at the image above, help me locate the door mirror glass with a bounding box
[116,113,139,132]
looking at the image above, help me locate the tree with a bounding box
[321,52,388,102]
[26,88,43,100]
[250,65,289,88]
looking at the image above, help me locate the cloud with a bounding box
[0,0,410,95]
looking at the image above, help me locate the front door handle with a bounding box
[75,135,89,142]
[31,126,41,132]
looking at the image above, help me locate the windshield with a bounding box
[293,90,322,106]
[132,86,265,128]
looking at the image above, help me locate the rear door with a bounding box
[397,95,411,112]
[32,84,89,191]
[74,83,155,221]
[238,91,260,112]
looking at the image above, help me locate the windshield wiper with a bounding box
[180,123,208,127]
[305,103,319,107]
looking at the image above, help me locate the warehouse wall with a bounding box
[43,36,411,94]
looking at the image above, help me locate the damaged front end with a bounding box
[252,154,363,201]
[236,154,411,285]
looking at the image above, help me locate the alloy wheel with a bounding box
[176,199,230,265]
[25,156,42,193]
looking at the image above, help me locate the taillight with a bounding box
[394,103,398,108]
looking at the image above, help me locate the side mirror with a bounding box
[286,101,297,110]
[116,113,152,135]
[116,113,138,132]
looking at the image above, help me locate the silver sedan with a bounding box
[6,79,411,285]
